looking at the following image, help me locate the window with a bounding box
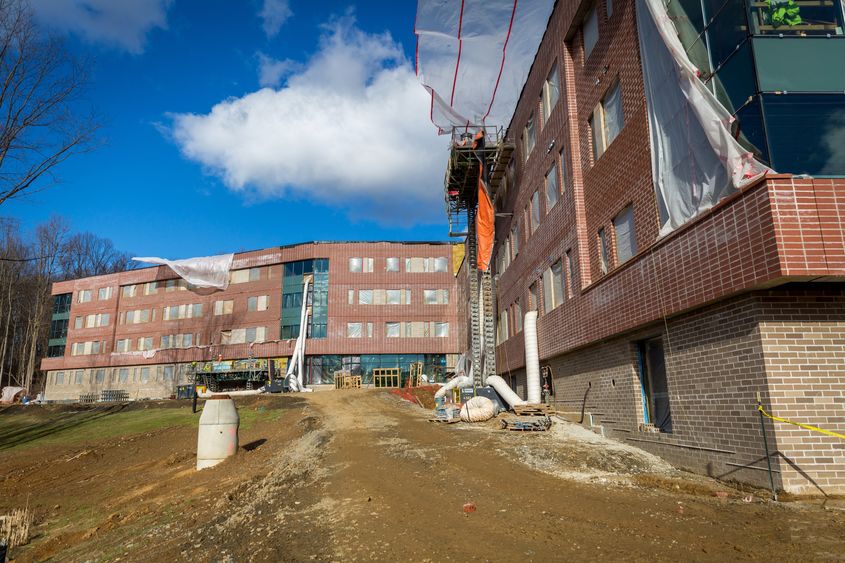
[348,290,355,304]
[95,369,105,384]
[607,0,613,18]
[122,285,136,298]
[530,192,541,233]
[230,267,261,284]
[386,322,400,338]
[542,260,565,313]
[119,368,129,383]
[511,224,520,257]
[248,295,269,312]
[55,371,64,385]
[434,257,449,273]
[542,63,560,122]
[529,281,539,311]
[77,290,92,303]
[124,309,151,324]
[434,322,449,337]
[214,300,234,315]
[115,339,131,353]
[349,258,373,273]
[386,257,400,272]
[163,366,175,381]
[75,370,83,384]
[386,290,401,305]
[138,337,154,351]
[522,113,536,160]
[98,287,113,300]
[143,282,157,296]
[583,5,599,59]
[163,303,202,321]
[70,341,103,356]
[598,228,609,274]
[161,333,193,349]
[424,289,449,305]
[498,310,510,344]
[84,313,109,328]
[358,289,373,305]
[140,367,150,383]
[74,316,83,329]
[165,279,187,292]
[590,80,624,161]
[347,323,363,338]
[247,327,266,343]
[514,299,523,333]
[545,164,559,211]
[613,205,638,264]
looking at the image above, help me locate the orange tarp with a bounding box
[477,165,494,271]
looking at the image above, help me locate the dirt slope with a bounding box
[1,391,844,561]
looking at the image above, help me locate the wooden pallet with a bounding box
[513,404,556,417]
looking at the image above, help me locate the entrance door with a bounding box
[639,337,673,433]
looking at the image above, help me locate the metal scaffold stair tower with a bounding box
[443,126,514,388]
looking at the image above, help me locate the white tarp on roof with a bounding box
[637,0,769,235]
[132,253,234,290]
[415,0,555,132]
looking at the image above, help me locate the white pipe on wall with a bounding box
[524,310,541,404]
[286,276,312,392]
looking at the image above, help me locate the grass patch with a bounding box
[0,401,286,452]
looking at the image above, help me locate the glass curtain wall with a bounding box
[305,354,448,385]
[281,259,329,339]
[666,0,845,175]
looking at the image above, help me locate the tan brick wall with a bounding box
[758,290,845,494]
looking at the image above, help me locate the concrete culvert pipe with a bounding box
[460,396,496,422]
[524,311,542,404]
[196,395,239,470]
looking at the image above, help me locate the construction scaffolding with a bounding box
[443,126,514,387]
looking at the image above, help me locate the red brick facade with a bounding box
[42,241,461,398]
[489,0,845,494]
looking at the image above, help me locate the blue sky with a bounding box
[4,0,449,258]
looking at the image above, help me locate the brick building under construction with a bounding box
[418,0,845,495]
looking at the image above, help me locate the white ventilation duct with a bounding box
[524,311,541,404]
[286,276,312,392]
[486,375,526,408]
[435,357,472,399]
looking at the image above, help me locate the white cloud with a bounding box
[30,0,171,54]
[259,0,292,38]
[256,53,296,88]
[169,17,447,224]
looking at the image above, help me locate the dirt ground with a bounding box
[1,390,844,562]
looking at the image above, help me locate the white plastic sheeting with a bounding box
[435,354,473,399]
[637,0,768,236]
[415,0,555,131]
[1,386,25,404]
[132,254,234,290]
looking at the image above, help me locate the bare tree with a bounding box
[0,0,97,206]
[59,231,133,281]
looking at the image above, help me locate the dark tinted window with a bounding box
[762,93,845,175]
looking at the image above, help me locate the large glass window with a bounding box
[530,191,541,233]
[613,205,638,264]
[522,113,536,160]
[761,93,845,175]
[544,164,559,211]
[542,63,561,122]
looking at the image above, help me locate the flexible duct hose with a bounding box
[460,396,496,422]
[524,311,541,404]
[486,375,526,408]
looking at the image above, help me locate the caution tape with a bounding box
[758,405,845,440]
